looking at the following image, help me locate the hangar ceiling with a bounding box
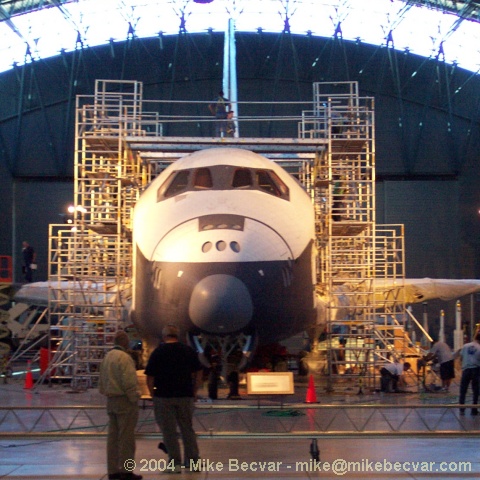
[0,1,480,73]
[0,0,478,180]
[0,0,479,286]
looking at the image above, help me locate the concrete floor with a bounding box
[2,436,480,480]
[1,374,479,479]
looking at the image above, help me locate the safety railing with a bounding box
[76,93,353,140]
[1,404,479,438]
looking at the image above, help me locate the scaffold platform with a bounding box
[41,79,421,391]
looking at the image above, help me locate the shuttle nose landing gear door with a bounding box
[188,331,257,399]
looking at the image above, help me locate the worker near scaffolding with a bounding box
[209,90,231,137]
[380,360,411,393]
[456,332,480,416]
[423,337,455,392]
[21,241,36,283]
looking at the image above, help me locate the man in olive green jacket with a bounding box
[99,331,142,480]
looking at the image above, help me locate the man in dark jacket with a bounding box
[21,241,36,283]
[145,325,202,473]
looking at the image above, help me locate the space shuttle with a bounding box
[130,147,317,361]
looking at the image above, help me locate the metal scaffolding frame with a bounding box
[45,80,149,389]
[304,81,415,389]
[44,79,417,389]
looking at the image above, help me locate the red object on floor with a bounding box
[305,374,318,403]
[24,360,34,389]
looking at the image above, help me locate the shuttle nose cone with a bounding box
[189,274,253,334]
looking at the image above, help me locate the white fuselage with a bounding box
[131,148,316,346]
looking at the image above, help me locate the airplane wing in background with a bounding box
[13,281,131,308]
[12,282,49,306]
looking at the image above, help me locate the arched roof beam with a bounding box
[406,1,480,22]
[277,0,297,34]
[0,0,75,20]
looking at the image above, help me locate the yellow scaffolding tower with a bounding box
[46,80,149,388]
[306,81,411,388]
[45,79,414,389]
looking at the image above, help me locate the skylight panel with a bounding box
[446,19,480,71]
[64,0,137,44]
[340,4,389,45]
[393,7,456,56]
[129,4,180,36]
[0,22,28,70]
[11,7,79,59]
[0,0,477,74]
[285,3,338,36]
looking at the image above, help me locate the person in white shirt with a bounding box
[424,339,455,392]
[456,332,480,416]
[380,360,411,392]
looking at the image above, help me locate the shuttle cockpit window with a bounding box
[157,165,289,202]
[256,170,289,200]
[232,168,253,188]
[193,168,213,189]
[158,170,190,201]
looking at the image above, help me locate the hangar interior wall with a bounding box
[0,156,13,260]
[377,180,460,279]
[0,32,479,294]
[10,180,73,283]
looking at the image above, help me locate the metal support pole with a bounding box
[309,438,320,461]
[223,16,239,136]
[470,294,475,341]
[439,309,445,342]
[422,302,429,347]
[454,300,463,350]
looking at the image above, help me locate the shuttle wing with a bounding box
[13,278,480,339]
[16,278,480,311]
[373,278,480,304]
[13,281,131,308]
[314,278,480,330]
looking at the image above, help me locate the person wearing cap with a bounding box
[145,325,203,473]
[99,331,142,480]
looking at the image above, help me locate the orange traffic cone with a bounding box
[24,360,34,389]
[305,374,318,403]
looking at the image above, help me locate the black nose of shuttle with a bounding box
[189,274,253,334]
